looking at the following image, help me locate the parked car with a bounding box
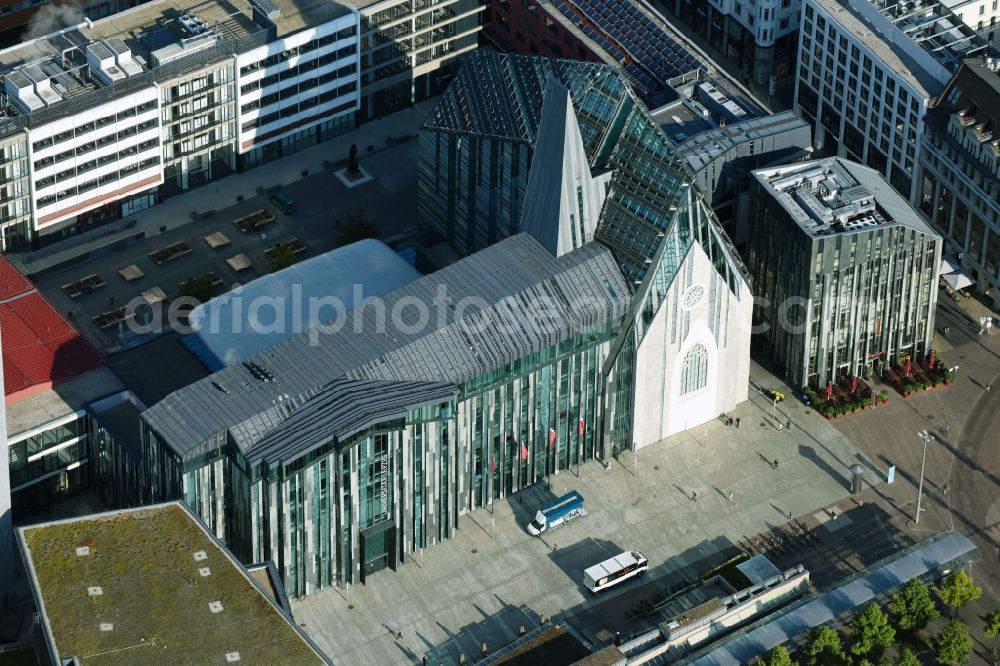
[269,191,295,214]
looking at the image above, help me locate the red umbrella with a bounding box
[826,382,833,400]
[929,350,936,367]
[851,375,858,392]
[905,358,912,377]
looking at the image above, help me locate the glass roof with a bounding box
[425,50,742,286]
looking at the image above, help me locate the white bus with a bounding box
[583,551,648,593]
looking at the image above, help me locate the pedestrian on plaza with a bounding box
[787,510,793,520]
[690,491,698,502]
[942,481,950,495]
[773,459,779,470]
[786,419,791,430]
[728,491,734,503]
[988,383,993,392]
[397,630,403,640]
[736,417,741,428]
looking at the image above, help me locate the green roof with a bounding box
[18,503,328,665]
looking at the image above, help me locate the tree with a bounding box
[894,646,921,666]
[939,571,982,617]
[336,206,378,246]
[892,578,940,631]
[935,620,972,665]
[180,273,218,304]
[804,626,848,666]
[850,603,896,657]
[758,645,797,666]
[268,243,296,272]
[984,610,1000,660]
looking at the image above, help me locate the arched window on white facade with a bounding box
[680,344,709,395]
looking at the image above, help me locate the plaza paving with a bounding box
[13,102,438,354]
[831,325,1000,602]
[292,364,867,665]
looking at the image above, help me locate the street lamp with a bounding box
[915,430,933,525]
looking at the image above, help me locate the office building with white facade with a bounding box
[917,57,1000,307]
[940,0,1000,45]
[657,0,801,83]
[354,0,484,120]
[746,158,941,389]
[0,0,361,250]
[794,0,992,201]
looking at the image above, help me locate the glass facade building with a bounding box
[141,53,754,597]
[746,158,941,389]
[142,235,635,595]
[6,389,150,516]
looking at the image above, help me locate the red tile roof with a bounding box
[1,255,104,404]
[0,253,33,300]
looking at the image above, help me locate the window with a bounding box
[680,344,709,395]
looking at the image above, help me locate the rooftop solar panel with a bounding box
[550,0,705,100]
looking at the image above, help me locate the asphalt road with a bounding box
[949,366,1000,601]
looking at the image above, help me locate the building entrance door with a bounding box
[359,520,396,583]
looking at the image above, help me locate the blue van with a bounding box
[527,491,585,535]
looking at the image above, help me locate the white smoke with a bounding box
[23,2,85,41]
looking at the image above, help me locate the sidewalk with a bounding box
[11,100,436,277]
